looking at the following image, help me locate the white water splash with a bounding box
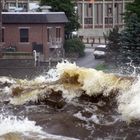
[118,76,140,122]
[56,61,132,96]
[1,61,139,123]
[34,68,59,83]
[0,114,44,136]
[0,76,16,85]
[0,114,79,140]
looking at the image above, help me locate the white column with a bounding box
[92,1,95,29]
[103,0,105,31]
[82,0,84,29]
[2,0,4,9]
[27,0,30,11]
[122,0,125,28]
[112,0,115,28]
[16,0,18,8]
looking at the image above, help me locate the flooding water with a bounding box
[0,61,140,140]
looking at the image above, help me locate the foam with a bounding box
[118,76,140,122]
[0,114,44,136]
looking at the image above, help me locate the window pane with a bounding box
[20,29,29,42]
[2,29,4,42]
[47,28,52,42]
[56,28,60,38]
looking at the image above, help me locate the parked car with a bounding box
[93,45,106,59]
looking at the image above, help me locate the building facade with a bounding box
[77,0,132,44]
[2,0,29,11]
[2,12,68,61]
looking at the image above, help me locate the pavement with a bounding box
[76,47,104,68]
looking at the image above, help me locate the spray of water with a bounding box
[117,76,140,122]
[1,61,140,123]
[0,114,44,136]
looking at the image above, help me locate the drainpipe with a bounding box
[33,50,37,67]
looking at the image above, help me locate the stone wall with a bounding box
[0,59,60,79]
[0,59,35,68]
[0,59,43,79]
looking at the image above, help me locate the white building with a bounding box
[77,0,132,44]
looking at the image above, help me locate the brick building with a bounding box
[1,12,68,61]
[77,0,132,44]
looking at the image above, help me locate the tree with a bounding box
[104,27,121,65]
[40,0,80,37]
[124,0,140,21]
[120,0,140,64]
[64,38,85,57]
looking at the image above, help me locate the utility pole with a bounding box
[0,0,2,50]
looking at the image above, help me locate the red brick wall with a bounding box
[2,23,65,60]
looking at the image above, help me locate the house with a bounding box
[1,12,68,61]
[77,0,132,44]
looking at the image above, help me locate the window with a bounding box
[84,3,92,17]
[2,28,4,42]
[95,4,103,25]
[56,27,61,41]
[10,2,16,7]
[84,18,93,24]
[105,17,113,24]
[47,28,52,42]
[20,28,29,42]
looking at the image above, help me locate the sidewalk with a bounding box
[84,43,104,49]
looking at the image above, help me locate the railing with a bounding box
[48,38,63,48]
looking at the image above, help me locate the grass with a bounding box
[95,63,108,71]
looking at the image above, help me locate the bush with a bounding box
[64,38,85,57]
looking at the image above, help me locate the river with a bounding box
[0,61,140,140]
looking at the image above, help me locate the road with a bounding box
[76,48,104,68]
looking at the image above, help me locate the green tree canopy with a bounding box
[104,27,121,65]
[40,0,80,36]
[64,38,85,57]
[125,0,140,22]
[120,0,140,64]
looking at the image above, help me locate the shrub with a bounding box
[64,38,85,57]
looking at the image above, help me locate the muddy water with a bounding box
[1,95,140,140]
[0,61,140,140]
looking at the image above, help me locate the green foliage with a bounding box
[104,27,121,65]
[95,63,108,71]
[64,38,85,57]
[40,0,80,35]
[121,14,140,45]
[120,0,140,64]
[125,0,140,22]
[104,27,121,52]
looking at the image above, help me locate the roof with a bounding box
[2,12,68,24]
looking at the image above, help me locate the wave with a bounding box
[0,61,139,123]
[0,113,79,140]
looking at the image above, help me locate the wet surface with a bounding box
[0,61,140,140]
[1,94,140,140]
